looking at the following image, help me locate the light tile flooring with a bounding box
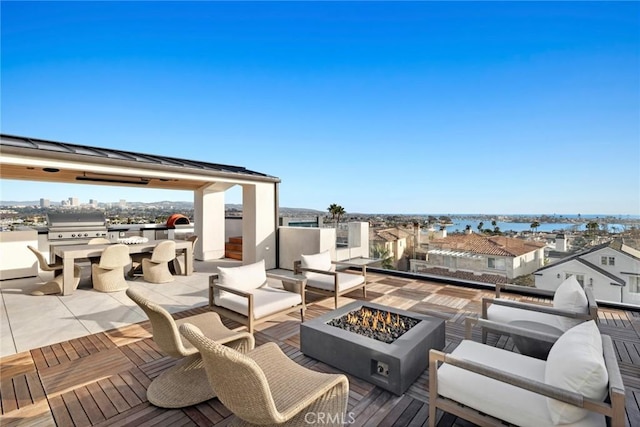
[0,260,241,357]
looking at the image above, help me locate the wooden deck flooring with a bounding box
[1,272,639,426]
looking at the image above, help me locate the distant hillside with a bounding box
[0,200,325,215]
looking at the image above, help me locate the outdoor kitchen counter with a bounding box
[53,240,193,295]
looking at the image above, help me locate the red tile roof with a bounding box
[428,232,545,257]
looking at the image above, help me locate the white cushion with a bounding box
[545,321,608,425]
[214,286,302,319]
[307,271,365,293]
[301,251,333,274]
[437,340,605,427]
[218,260,267,296]
[487,303,567,330]
[553,276,589,330]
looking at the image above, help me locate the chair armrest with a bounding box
[483,297,592,320]
[331,261,367,276]
[430,348,586,407]
[297,266,338,277]
[208,274,253,308]
[266,273,307,295]
[466,317,561,344]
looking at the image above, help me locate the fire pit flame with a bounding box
[328,306,420,344]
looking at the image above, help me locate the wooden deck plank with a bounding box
[61,390,91,427]
[0,352,35,379]
[40,347,135,397]
[75,386,106,424]
[86,382,119,420]
[0,376,17,414]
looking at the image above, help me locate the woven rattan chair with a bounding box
[27,245,81,296]
[126,288,254,408]
[142,240,176,283]
[180,323,349,426]
[92,244,130,292]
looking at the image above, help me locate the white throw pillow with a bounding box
[553,275,588,329]
[301,251,332,274]
[544,320,608,425]
[218,259,267,292]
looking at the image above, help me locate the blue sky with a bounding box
[1,1,639,215]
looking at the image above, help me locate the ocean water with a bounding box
[442,220,629,234]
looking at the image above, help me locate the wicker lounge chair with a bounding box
[294,251,366,308]
[429,320,625,427]
[126,288,254,408]
[142,240,176,283]
[92,244,130,292]
[27,245,81,296]
[209,259,306,334]
[480,275,598,344]
[180,323,349,426]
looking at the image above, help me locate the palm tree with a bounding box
[477,221,484,232]
[371,244,394,269]
[586,221,599,237]
[530,221,540,234]
[327,203,346,228]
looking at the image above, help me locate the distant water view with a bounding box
[443,220,628,234]
[436,214,640,234]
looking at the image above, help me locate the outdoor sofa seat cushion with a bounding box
[486,304,573,331]
[306,272,365,293]
[214,286,302,319]
[436,340,605,427]
[301,250,334,272]
[300,250,365,292]
[217,259,267,297]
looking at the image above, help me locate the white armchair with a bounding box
[480,275,598,344]
[208,260,306,334]
[429,321,625,427]
[294,251,366,308]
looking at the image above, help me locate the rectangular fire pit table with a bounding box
[300,301,445,395]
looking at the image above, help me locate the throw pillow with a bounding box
[553,275,588,330]
[544,320,608,425]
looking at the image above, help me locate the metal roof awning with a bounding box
[427,249,484,259]
[0,133,281,191]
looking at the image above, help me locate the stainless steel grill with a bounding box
[47,212,108,241]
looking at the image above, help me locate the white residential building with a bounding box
[413,232,546,280]
[534,238,640,305]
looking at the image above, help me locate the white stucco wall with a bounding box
[242,182,277,268]
[534,259,624,303]
[195,184,230,260]
[278,226,336,270]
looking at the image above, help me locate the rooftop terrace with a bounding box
[1,263,639,426]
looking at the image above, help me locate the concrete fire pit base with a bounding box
[300,301,445,395]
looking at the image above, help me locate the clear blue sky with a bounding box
[1,1,639,215]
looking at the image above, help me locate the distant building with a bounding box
[412,232,545,280]
[68,197,79,207]
[89,199,98,208]
[119,199,127,209]
[370,227,411,264]
[40,198,49,208]
[534,238,640,305]
[555,233,568,252]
